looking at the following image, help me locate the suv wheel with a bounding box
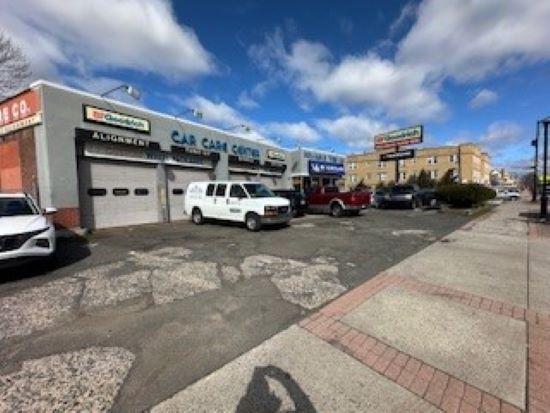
[245,213,261,232]
[330,203,343,218]
[192,208,204,225]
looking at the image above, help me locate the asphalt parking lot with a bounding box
[0,207,475,411]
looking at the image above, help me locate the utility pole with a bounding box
[541,120,548,219]
[532,122,539,202]
[395,145,400,182]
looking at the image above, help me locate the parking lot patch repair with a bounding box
[1,249,347,343]
[240,255,346,309]
[0,279,82,341]
[0,347,134,412]
[151,262,220,305]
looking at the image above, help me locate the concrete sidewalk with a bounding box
[152,200,550,413]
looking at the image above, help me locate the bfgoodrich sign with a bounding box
[83,105,151,134]
[374,125,423,149]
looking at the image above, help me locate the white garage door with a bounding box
[166,167,211,221]
[78,158,159,229]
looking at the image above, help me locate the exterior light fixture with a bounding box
[100,84,141,100]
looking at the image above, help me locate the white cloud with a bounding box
[263,121,320,143]
[479,121,523,150]
[249,1,550,122]
[469,89,498,109]
[316,115,397,150]
[237,91,259,110]
[389,1,417,38]
[397,0,550,82]
[184,95,247,128]
[248,31,445,121]
[0,0,214,80]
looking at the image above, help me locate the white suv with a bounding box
[0,193,57,265]
[185,181,291,231]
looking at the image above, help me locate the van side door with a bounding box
[201,183,216,217]
[226,183,248,221]
[213,183,228,218]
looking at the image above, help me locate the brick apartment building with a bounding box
[345,144,491,188]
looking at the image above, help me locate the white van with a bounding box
[184,181,292,231]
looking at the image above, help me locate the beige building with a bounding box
[345,143,491,188]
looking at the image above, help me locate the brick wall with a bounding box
[0,129,38,199]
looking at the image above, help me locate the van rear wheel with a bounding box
[245,213,261,232]
[192,208,204,225]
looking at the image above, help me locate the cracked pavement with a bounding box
[0,208,472,411]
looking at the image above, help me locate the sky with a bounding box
[2,0,550,171]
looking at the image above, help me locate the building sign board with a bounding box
[303,150,344,164]
[75,128,159,149]
[0,89,42,135]
[83,142,211,167]
[0,112,42,136]
[309,160,345,176]
[374,125,423,149]
[83,105,151,134]
[171,129,260,158]
[266,149,286,162]
[379,149,416,162]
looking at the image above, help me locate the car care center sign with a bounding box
[374,125,423,149]
[309,160,345,176]
[83,105,151,134]
[0,89,42,136]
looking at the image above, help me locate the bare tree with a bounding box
[0,32,31,100]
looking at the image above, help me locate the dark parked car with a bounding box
[272,189,308,216]
[380,184,420,209]
[371,189,388,208]
[416,188,441,209]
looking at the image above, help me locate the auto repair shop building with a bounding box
[0,80,343,230]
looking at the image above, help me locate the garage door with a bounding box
[166,167,211,221]
[78,158,159,229]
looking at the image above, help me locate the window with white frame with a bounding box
[378,173,386,182]
[399,172,407,181]
[427,156,438,165]
[378,161,385,168]
[348,162,357,170]
[350,174,357,184]
[430,170,438,179]
[398,159,406,166]
[450,154,458,163]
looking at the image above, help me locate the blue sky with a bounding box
[3,0,550,170]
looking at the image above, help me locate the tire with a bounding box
[245,212,261,232]
[330,203,344,218]
[191,207,204,225]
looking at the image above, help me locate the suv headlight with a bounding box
[264,206,278,216]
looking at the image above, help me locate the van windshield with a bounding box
[243,183,275,198]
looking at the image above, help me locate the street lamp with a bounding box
[100,84,141,100]
[224,124,250,132]
[175,108,203,120]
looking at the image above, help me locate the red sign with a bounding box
[0,90,41,127]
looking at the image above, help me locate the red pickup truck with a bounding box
[307,186,370,217]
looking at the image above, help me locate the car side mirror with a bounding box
[43,207,57,215]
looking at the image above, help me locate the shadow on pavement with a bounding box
[236,365,316,413]
[0,233,91,284]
